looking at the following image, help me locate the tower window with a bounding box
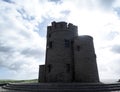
[49,41,53,48]
[71,40,74,45]
[66,64,70,72]
[48,34,51,38]
[77,46,80,51]
[47,64,52,73]
[64,40,70,47]
[60,24,63,28]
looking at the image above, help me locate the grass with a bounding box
[0,79,38,84]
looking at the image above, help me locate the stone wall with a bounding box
[45,21,78,82]
[73,36,99,82]
[38,65,45,82]
[38,21,99,83]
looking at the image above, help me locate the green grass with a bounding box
[0,79,38,84]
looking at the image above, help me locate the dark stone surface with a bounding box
[39,21,99,83]
[2,82,120,92]
[74,36,99,82]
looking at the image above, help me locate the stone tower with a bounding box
[38,21,99,83]
[45,21,78,82]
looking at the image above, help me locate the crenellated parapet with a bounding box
[47,21,78,37]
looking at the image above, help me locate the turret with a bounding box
[73,35,99,82]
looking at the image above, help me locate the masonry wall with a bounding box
[45,22,78,82]
[38,65,45,82]
[73,36,99,82]
[38,21,100,83]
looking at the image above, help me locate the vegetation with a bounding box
[0,79,38,84]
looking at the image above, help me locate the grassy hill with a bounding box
[0,79,38,84]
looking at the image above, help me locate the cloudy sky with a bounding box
[0,0,120,81]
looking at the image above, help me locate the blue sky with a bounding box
[0,0,120,81]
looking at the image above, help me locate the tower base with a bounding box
[2,82,120,92]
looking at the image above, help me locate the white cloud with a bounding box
[1,0,120,81]
[0,0,46,79]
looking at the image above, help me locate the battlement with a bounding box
[47,21,78,32]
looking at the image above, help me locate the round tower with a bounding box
[73,35,99,82]
[45,21,78,82]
